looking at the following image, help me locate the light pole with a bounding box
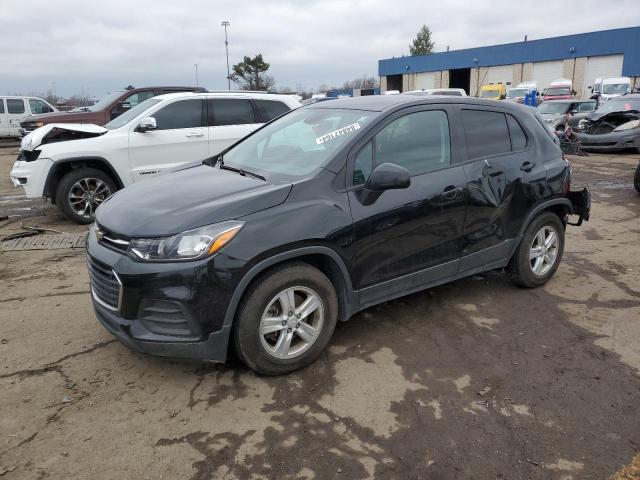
[194,63,199,87]
[221,21,231,90]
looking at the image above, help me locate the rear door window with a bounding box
[461,110,511,159]
[152,99,204,130]
[254,99,291,122]
[0,100,4,114]
[208,99,256,126]
[6,99,25,114]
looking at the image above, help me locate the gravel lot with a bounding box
[1,144,639,479]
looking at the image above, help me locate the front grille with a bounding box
[87,256,122,311]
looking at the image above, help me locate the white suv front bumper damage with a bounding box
[9,157,54,198]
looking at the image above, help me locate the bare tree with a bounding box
[341,75,379,90]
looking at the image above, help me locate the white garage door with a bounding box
[486,65,513,85]
[414,72,435,90]
[532,60,564,91]
[584,54,624,93]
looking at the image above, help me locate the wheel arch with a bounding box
[517,198,572,239]
[223,246,356,330]
[44,157,124,202]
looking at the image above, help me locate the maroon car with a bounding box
[19,85,206,135]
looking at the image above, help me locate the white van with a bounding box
[599,77,631,102]
[0,96,58,137]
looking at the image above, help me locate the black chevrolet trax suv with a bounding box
[87,95,590,375]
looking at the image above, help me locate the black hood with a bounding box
[95,164,292,237]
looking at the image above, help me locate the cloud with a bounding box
[1,0,639,97]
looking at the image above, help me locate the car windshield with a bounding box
[596,97,640,113]
[86,91,125,112]
[537,102,571,114]
[507,88,528,98]
[602,83,630,95]
[220,108,377,179]
[479,89,500,98]
[104,98,162,129]
[545,87,571,96]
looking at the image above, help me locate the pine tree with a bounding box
[229,54,275,91]
[409,25,435,56]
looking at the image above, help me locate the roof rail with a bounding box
[206,90,271,94]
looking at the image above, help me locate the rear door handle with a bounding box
[520,161,536,172]
[185,132,204,138]
[441,185,463,200]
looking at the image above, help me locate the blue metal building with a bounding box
[378,27,640,97]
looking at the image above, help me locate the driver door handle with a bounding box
[520,161,536,172]
[185,132,204,138]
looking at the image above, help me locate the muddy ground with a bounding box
[0,144,639,480]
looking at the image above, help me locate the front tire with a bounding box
[55,168,117,224]
[233,263,338,375]
[507,212,565,288]
[634,162,640,193]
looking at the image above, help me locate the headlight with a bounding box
[613,120,640,132]
[128,221,244,261]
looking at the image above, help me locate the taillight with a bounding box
[562,168,571,193]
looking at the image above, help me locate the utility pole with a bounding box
[194,63,199,87]
[221,21,231,90]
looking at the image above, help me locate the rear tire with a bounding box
[634,162,640,193]
[507,212,565,288]
[55,168,117,224]
[233,263,338,375]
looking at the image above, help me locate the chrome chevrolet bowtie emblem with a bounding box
[95,227,104,241]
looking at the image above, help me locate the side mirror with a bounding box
[569,109,578,115]
[500,94,506,100]
[365,163,410,191]
[357,163,410,206]
[136,116,157,132]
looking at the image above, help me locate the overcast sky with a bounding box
[2,0,639,98]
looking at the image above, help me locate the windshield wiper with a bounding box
[215,155,266,181]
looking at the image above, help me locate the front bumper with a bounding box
[574,129,640,151]
[86,226,247,362]
[9,157,53,198]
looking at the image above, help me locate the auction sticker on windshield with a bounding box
[316,122,360,145]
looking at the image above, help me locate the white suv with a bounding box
[10,92,301,223]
